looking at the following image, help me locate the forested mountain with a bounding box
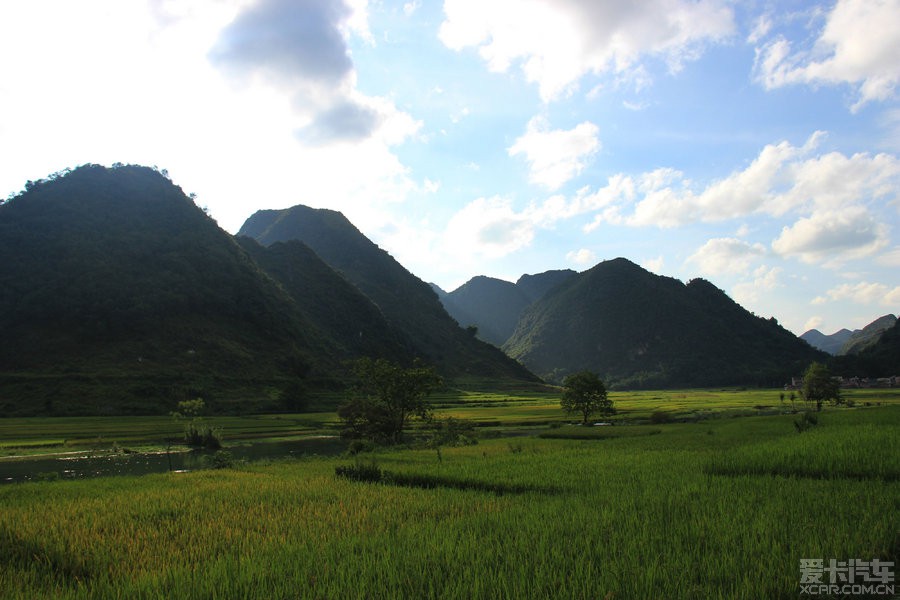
[0,165,421,415]
[800,328,855,355]
[238,205,539,382]
[515,270,577,303]
[840,314,897,355]
[442,277,531,346]
[802,314,897,356]
[0,166,315,413]
[438,270,577,348]
[502,258,825,387]
[832,318,900,376]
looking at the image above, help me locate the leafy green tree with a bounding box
[560,370,613,425]
[338,358,443,443]
[171,398,221,449]
[800,362,841,412]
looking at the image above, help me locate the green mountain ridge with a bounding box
[502,258,827,387]
[442,276,531,346]
[0,165,452,416]
[238,205,540,383]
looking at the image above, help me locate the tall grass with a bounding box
[0,407,897,598]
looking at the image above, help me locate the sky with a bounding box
[1,0,899,336]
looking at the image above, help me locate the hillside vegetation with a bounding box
[0,166,537,416]
[238,206,538,382]
[503,258,825,387]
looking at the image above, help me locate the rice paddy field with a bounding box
[1,388,898,599]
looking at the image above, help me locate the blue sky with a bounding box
[1,0,898,336]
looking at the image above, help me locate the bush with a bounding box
[794,411,818,433]
[204,450,233,469]
[346,439,376,455]
[649,411,672,424]
[335,460,383,483]
[184,423,222,449]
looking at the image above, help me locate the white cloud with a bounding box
[803,316,825,332]
[771,206,890,265]
[208,0,408,145]
[556,133,900,263]
[566,248,597,266]
[444,196,535,260]
[877,246,900,266]
[753,0,900,111]
[439,0,735,101]
[813,281,900,306]
[642,255,665,274]
[731,266,783,307]
[508,117,600,190]
[687,238,767,276]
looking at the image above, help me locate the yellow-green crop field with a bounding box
[0,389,898,598]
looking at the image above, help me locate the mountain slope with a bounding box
[238,206,539,382]
[515,270,577,303]
[801,328,855,355]
[0,165,404,415]
[438,269,577,348]
[503,258,825,387]
[237,237,411,362]
[840,314,897,355]
[444,276,530,346]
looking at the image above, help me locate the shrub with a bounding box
[793,411,818,433]
[204,450,233,469]
[334,460,383,483]
[649,411,672,424]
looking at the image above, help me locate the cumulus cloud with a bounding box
[687,238,767,276]
[642,255,665,274]
[812,281,900,305]
[439,0,735,101]
[731,266,783,307]
[803,316,825,332]
[508,117,600,190]
[210,0,409,145]
[771,207,890,265]
[566,248,597,266]
[753,0,900,111]
[444,196,535,260]
[210,0,353,85]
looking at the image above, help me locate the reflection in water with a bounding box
[0,436,346,484]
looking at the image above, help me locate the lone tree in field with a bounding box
[338,357,443,443]
[560,370,613,425]
[800,362,841,412]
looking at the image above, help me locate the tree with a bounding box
[560,370,613,425]
[800,362,841,412]
[338,358,443,443]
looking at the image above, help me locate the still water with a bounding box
[0,436,347,484]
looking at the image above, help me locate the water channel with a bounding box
[0,436,347,484]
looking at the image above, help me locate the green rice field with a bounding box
[0,388,898,598]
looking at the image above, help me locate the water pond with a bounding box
[0,436,347,484]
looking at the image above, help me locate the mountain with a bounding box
[516,270,577,303]
[0,165,412,415]
[801,328,855,355]
[443,276,531,346]
[238,205,539,383]
[832,318,900,377]
[503,258,825,388]
[840,314,897,355]
[236,237,411,363]
[438,269,577,348]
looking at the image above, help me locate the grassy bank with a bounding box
[0,402,897,599]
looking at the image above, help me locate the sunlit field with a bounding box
[1,389,897,599]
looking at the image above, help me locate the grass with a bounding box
[0,413,339,457]
[0,399,897,599]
